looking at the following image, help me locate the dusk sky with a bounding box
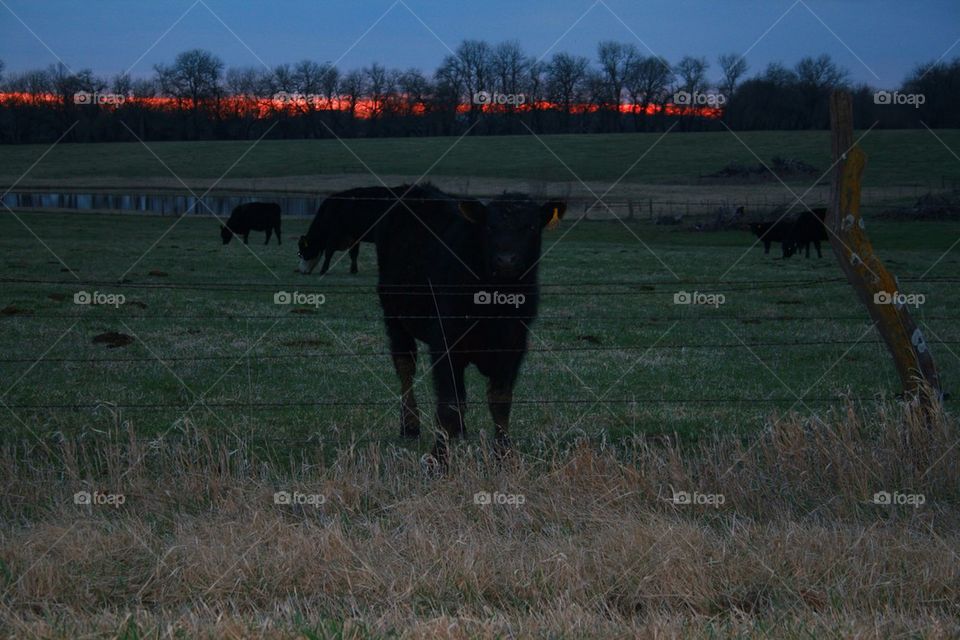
[1,0,957,88]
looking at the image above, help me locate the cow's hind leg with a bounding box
[276,223,282,245]
[814,240,822,258]
[386,321,421,438]
[349,243,360,274]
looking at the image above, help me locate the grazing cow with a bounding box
[298,186,401,275]
[220,202,283,244]
[749,219,795,258]
[375,184,566,466]
[789,208,829,258]
[221,202,282,245]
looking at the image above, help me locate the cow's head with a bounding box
[457,195,567,281]
[220,225,233,245]
[297,235,321,274]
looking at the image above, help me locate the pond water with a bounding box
[2,191,320,217]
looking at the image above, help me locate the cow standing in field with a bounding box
[298,187,401,274]
[749,219,795,258]
[789,208,829,258]
[221,202,282,245]
[375,183,566,467]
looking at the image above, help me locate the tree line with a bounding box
[0,40,957,144]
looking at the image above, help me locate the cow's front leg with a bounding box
[431,353,467,466]
[243,233,250,245]
[487,376,515,456]
[387,323,420,438]
[319,248,335,275]
[264,228,272,245]
[349,243,360,274]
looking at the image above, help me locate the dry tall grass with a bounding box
[1,395,957,638]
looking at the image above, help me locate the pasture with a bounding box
[2,128,960,636]
[2,129,959,189]
[2,207,960,637]
[2,209,959,452]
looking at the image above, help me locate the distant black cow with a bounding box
[221,202,282,245]
[298,187,401,274]
[375,184,566,466]
[789,207,829,258]
[749,219,795,258]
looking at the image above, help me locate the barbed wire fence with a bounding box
[2,274,955,417]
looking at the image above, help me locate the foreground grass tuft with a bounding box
[0,393,957,638]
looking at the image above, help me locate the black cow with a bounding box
[221,202,282,245]
[749,219,795,258]
[298,186,400,275]
[375,184,566,466]
[789,208,828,258]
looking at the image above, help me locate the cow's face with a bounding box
[220,225,233,245]
[297,235,321,274]
[459,197,567,281]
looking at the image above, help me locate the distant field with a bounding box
[2,210,958,454]
[2,129,959,189]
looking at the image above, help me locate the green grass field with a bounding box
[2,129,959,188]
[2,210,958,455]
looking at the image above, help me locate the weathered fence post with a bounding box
[827,90,941,400]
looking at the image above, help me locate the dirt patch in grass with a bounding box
[91,331,134,348]
[1,305,31,316]
[147,270,169,277]
[280,339,330,348]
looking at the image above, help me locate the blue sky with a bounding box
[1,0,957,88]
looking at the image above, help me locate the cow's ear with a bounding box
[540,201,567,229]
[458,200,486,225]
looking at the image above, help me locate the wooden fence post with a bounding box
[827,90,941,400]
